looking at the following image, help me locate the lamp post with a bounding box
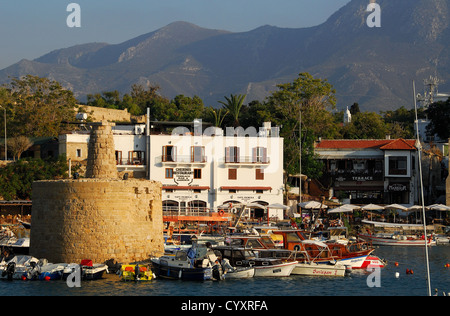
[0,105,5,160]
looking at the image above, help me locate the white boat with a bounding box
[359,220,436,246]
[0,255,39,280]
[213,246,297,277]
[221,259,255,279]
[62,260,108,280]
[292,261,349,277]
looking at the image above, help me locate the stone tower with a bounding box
[85,122,118,179]
[30,121,164,264]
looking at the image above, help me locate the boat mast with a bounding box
[413,80,432,297]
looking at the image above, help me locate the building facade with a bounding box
[314,139,420,205]
[59,120,284,218]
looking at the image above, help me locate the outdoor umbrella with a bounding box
[298,201,328,209]
[427,204,450,211]
[328,205,355,214]
[361,204,384,220]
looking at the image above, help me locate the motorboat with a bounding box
[119,264,154,281]
[0,255,39,280]
[62,259,108,281]
[272,230,375,269]
[358,220,436,246]
[151,243,224,281]
[221,258,254,279]
[213,246,297,277]
[36,262,68,281]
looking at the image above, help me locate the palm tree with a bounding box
[209,107,229,127]
[218,94,246,127]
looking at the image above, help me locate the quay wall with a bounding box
[30,178,164,264]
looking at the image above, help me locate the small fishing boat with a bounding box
[120,264,154,281]
[292,261,350,277]
[0,255,39,280]
[213,246,297,277]
[151,242,224,281]
[62,259,108,281]
[37,263,68,281]
[221,258,255,279]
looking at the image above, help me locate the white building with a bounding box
[59,120,285,219]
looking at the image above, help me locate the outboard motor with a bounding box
[212,261,224,281]
[4,261,16,280]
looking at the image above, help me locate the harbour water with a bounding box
[1,245,449,297]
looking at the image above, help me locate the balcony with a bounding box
[224,156,270,165]
[116,158,146,166]
[157,155,207,165]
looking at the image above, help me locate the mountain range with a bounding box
[1,0,449,111]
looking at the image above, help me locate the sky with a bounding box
[0,0,350,69]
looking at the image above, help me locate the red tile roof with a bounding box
[315,139,416,150]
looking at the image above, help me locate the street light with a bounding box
[0,105,5,160]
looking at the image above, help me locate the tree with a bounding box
[349,102,360,115]
[208,107,229,127]
[426,98,450,140]
[6,75,77,137]
[341,111,388,139]
[0,156,69,200]
[8,136,32,160]
[265,73,336,178]
[218,94,246,127]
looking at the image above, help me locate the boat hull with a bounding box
[292,262,348,277]
[358,234,436,246]
[224,267,255,279]
[151,260,213,281]
[253,261,297,277]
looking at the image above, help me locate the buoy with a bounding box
[406,269,413,275]
[395,272,400,278]
[406,268,410,274]
[21,275,27,281]
[394,262,399,267]
[445,263,450,268]
[44,276,51,281]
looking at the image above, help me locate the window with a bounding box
[115,151,122,165]
[228,168,237,180]
[129,151,145,165]
[388,156,407,175]
[253,147,267,163]
[193,168,202,179]
[225,146,240,163]
[256,168,264,180]
[165,168,174,179]
[191,146,205,162]
[162,145,176,162]
[76,149,82,158]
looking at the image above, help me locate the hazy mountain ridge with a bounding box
[1,0,449,110]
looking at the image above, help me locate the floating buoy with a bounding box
[44,276,51,281]
[395,272,400,278]
[406,269,414,275]
[445,263,450,268]
[21,275,27,281]
[395,262,399,267]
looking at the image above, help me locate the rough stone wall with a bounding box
[85,122,118,179]
[30,179,164,263]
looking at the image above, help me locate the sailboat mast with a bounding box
[413,80,432,296]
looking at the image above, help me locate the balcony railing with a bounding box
[116,159,146,166]
[158,155,207,164]
[224,156,270,164]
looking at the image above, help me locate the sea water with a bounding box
[1,246,449,297]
